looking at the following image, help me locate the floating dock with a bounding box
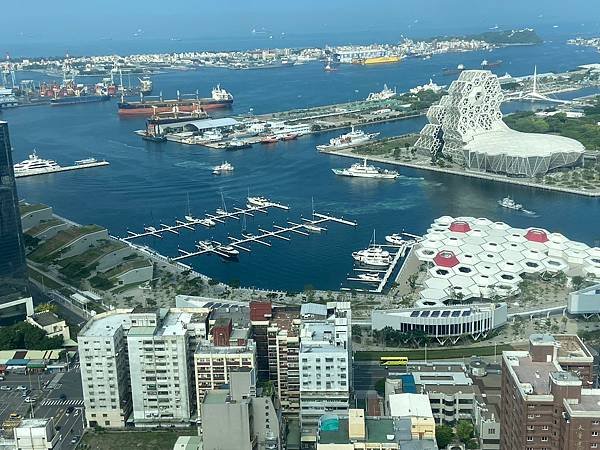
[173,212,357,261]
[15,160,110,178]
[123,198,289,241]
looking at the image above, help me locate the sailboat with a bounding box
[184,193,197,222]
[303,197,326,233]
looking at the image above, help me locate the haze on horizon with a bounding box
[2,0,600,56]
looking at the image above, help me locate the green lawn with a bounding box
[79,429,197,450]
[354,344,516,361]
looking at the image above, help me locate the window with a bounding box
[593,432,599,437]
[542,425,549,430]
[592,445,598,449]
[528,414,535,419]
[541,437,548,442]
[527,426,534,431]
[527,436,533,442]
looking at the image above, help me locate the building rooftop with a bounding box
[203,390,230,405]
[79,311,131,337]
[18,418,51,428]
[173,436,203,450]
[388,394,434,419]
[505,352,560,395]
[301,303,327,319]
[318,417,397,445]
[565,390,600,416]
[31,311,63,327]
[465,127,585,158]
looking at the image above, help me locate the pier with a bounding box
[344,232,421,294]
[173,212,357,261]
[15,160,110,179]
[123,198,290,241]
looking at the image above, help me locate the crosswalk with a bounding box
[41,399,84,407]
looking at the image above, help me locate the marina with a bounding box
[123,197,290,241]
[172,212,357,262]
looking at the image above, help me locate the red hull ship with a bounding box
[118,85,233,117]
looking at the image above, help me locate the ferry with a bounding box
[117,85,233,116]
[332,158,399,179]
[316,127,379,151]
[366,84,397,101]
[212,162,234,175]
[13,151,62,176]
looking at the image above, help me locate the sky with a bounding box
[2,0,600,56]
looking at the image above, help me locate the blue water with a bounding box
[3,39,600,291]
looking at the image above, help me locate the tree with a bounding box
[374,378,386,396]
[304,284,316,302]
[35,303,58,314]
[571,275,585,290]
[435,425,455,448]
[456,420,475,444]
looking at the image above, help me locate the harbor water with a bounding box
[4,38,600,291]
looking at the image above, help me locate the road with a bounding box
[0,364,84,450]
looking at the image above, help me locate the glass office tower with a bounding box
[0,121,32,324]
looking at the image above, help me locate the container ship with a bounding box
[118,85,233,116]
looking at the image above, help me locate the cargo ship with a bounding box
[481,59,503,68]
[118,85,233,116]
[360,55,402,65]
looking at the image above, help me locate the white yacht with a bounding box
[200,129,224,143]
[357,272,382,283]
[316,127,379,151]
[13,151,62,177]
[352,246,392,267]
[247,196,271,208]
[498,196,523,211]
[74,157,98,165]
[214,242,240,259]
[212,161,234,175]
[332,158,399,179]
[385,233,407,246]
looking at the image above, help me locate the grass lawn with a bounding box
[355,344,517,361]
[79,429,197,450]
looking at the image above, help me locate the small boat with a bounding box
[74,158,98,165]
[213,161,234,175]
[225,138,252,150]
[357,272,382,283]
[260,135,279,144]
[385,233,406,246]
[142,134,167,143]
[214,242,240,259]
[198,218,216,227]
[184,215,197,222]
[303,223,325,233]
[279,133,298,141]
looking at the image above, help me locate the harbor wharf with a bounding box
[320,148,600,197]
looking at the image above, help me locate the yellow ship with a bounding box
[362,55,402,65]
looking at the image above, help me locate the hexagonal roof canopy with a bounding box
[497,260,524,273]
[433,250,460,268]
[542,258,569,273]
[420,288,450,302]
[474,262,501,276]
[424,278,452,289]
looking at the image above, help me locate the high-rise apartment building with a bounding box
[0,121,33,324]
[501,334,599,450]
[299,302,352,441]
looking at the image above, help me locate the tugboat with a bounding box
[225,138,252,150]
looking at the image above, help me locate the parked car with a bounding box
[71,436,80,444]
[66,406,74,415]
[16,385,27,390]
[0,386,11,391]
[59,393,67,401]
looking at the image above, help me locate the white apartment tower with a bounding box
[299,302,352,438]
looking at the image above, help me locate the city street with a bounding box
[0,365,84,449]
